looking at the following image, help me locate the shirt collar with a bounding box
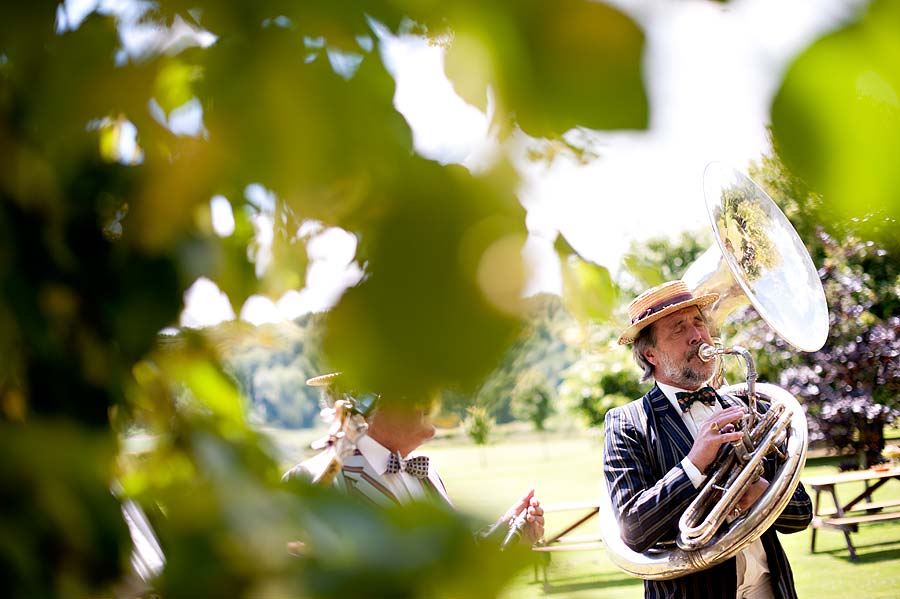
[357,435,392,475]
[357,435,422,475]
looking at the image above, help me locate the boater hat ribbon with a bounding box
[617,280,718,345]
[631,291,694,323]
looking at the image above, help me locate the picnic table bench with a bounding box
[804,465,900,560]
[531,500,603,589]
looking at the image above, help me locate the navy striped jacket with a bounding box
[603,384,812,599]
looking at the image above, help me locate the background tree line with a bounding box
[218,313,327,429]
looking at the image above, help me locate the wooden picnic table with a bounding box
[803,465,900,560]
[531,500,603,589]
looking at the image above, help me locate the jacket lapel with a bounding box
[647,385,694,472]
[340,451,400,508]
[718,391,741,410]
[421,474,454,508]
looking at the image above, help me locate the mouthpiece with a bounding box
[698,343,721,362]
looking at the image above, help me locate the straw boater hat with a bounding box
[306,372,342,387]
[306,372,380,417]
[617,280,718,345]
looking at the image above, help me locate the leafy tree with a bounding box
[220,314,328,428]
[559,348,642,428]
[726,155,900,466]
[465,406,495,447]
[555,229,714,428]
[1,2,648,595]
[510,369,554,431]
[618,230,711,301]
[439,293,579,426]
[251,365,316,428]
[4,0,898,595]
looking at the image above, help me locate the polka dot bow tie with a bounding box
[675,386,719,413]
[386,453,430,479]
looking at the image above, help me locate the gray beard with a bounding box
[657,348,714,388]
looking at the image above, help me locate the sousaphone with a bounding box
[599,161,828,579]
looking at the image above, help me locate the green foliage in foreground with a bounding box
[4,0,900,595]
[1,0,646,588]
[772,0,900,240]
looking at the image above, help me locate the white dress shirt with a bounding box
[356,435,454,507]
[657,382,772,599]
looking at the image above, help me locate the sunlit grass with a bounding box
[271,424,900,598]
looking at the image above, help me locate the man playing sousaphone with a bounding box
[604,280,813,599]
[283,373,544,548]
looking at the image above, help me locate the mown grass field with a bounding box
[274,425,900,598]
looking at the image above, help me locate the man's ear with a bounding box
[643,347,658,367]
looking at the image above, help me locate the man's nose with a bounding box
[687,325,705,344]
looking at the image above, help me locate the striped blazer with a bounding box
[603,384,812,599]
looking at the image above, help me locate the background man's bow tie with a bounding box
[386,453,430,478]
[675,386,718,412]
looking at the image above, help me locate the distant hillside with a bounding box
[214,312,329,428]
[209,294,581,430]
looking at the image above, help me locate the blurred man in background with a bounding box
[284,373,544,547]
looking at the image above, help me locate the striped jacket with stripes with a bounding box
[603,384,812,599]
[283,448,452,508]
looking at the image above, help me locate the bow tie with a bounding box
[675,386,719,412]
[385,453,430,479]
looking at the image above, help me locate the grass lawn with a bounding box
[424,429,900,599]
[274,425,900,598]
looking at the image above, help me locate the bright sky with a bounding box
[176,0,862,328]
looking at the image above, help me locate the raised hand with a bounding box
[686,406,746,472]
[502,489,544,546]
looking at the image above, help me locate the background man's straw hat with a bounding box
[305,372,381,417]
[617,280,718,345]
[306,372,341,387]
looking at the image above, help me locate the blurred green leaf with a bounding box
[619,231,710,300]
[175,203,261,314]
[771,0,900,237]
[553,233,578,258]
[168,356,247,426]
[561,254,615,323]
[120,410,526,599]
[194,20,412,229]
[137,333,252,435]
[261,202,311,299]
[0,3,654,596]
[280,480,527,599]
[154,58,202,114]
[442,0,648,138]
[0,421,127,597]
[323,159,526,400]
